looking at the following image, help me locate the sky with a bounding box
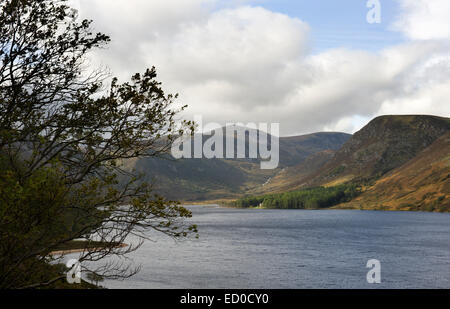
[72,0,450,136]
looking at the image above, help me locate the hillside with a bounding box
[337,131,450,211]
[278,132,351,166]
[249,150,335,195]
[304,115,450,187]
[126,115,450,205]
[127,130,351,201]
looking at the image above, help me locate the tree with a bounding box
[0,0,197,289]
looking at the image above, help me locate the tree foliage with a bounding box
[0,0,197,288]
[235,184,362,209]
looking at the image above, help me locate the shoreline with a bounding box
[186,203,450,213]
[50,243,128,256]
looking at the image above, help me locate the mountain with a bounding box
[254,115,450,196]
[126,129,351,201]
[277,132,352,166]
[249,150,335,195]
[337,131,450,211]
[303,115,450,187]
[124,114,450,210]
[232,114,450,212]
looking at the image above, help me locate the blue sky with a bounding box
[234,0,406,52]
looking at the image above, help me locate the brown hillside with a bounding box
[306,115,450,187]
[251,150,335,195]
[338,131,450,211]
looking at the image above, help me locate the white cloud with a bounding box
[147,6,310,110]
[379,81,450,116]
[272,42,449,134]
[73,0,450,136]
[75,0,217,76]
[392,0,450,40]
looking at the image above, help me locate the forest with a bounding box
[234,184,362,209]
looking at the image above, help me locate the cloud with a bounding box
[146,6,310,111]
[74,1,450,136]
[271,41,450,134]
[378,52,450,116]
[75,0,216,75]
[392,0,450,40]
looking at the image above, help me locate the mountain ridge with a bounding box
[304,115,450,187]
[127,129,351,201]
[336,131,450,211]
[238,114,450,212]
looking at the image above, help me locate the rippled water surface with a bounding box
[82,206,450,289]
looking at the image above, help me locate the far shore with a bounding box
[182,199,234,208]
[50,243,128,256]
[182,202,450,213]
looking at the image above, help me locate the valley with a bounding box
[127,115,450,212]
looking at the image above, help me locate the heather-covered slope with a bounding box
[337,131,450,211]
[306,115,450,187]
[249,150,335,195]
